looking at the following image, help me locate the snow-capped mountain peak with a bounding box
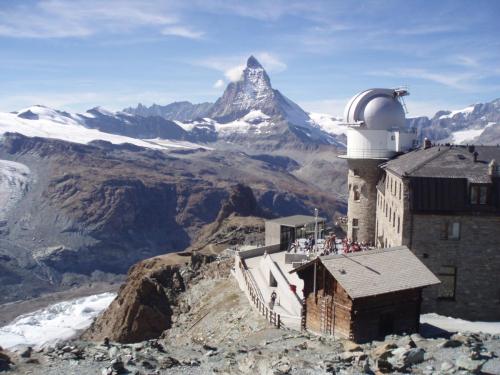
[208,56,310,127]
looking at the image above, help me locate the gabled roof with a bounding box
[382,145,500,183]
[266,215,326,227]
[292,247,440,299]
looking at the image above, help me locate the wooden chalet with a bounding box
[292,247,440,343]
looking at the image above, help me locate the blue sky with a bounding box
[0,0,499,117]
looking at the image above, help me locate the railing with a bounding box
[240,260,281,329]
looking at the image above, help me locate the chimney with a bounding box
[473,151,479,162]
[423,138,432,150]
[489,159,498,176]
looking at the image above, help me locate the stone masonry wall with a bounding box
[347,159,382,244]
[375,171,410,248]
[410,213,500,321]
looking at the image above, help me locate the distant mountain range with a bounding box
[407,98,500,145]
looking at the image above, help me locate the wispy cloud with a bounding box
[368,68,480,91]
[161,26,204,39]
[0,0,191,38]
[196,52,287,83]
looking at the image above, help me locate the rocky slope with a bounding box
[0,133,343,304]
[3,252,499,374]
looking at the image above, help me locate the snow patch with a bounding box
[309,112,345,136]
[447,128,484,144]
[421,313,500,335]
[0,292,116,349]
[0,160,30,220]
[439,105,475,120]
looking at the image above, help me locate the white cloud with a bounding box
[224,65,245,82]
[161,26,204,39]
[213,79,225,89]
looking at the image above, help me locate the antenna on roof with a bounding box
[394,86,409,114]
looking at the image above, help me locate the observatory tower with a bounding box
[340,88,416,244]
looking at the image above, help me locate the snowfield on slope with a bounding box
[0,160,30,220]
[309,112,345,136]
[444,122,497,144]
[0,107,206,150]
[0,293,116,349]
[175,110,275,135]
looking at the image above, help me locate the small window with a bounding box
[441,222,460,240]
[399,183,402,199]
[391,135,395,141]
[269,271,277,287]
[438,266,457,300]
[352,169,359,176]
[397,216,400,234]
[352,218,359,227]
[470,185,489,205]
[392,212,396,227]
[353,185,360,201]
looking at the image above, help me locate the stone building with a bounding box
[375,144,500,320]
[341,88,500,321]
[340,88,417,244]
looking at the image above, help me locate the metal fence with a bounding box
[240,260,281,329]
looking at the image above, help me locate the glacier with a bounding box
[0,292,116,349]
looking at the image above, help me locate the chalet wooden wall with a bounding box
[299,262,353,339]
[351,289,422,342]
[298,262,423,343]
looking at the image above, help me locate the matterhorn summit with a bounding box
[208,56,310,126]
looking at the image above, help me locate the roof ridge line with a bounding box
[404,147,451,176]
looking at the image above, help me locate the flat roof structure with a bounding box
[266,215,326,227]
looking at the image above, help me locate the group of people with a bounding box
[288,233,374,256]
[340,239,373,254]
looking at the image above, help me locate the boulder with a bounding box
[396,336,416,349]
[440,360,455,373]
[388,347,425,371]
[343,341,363,352]
[482,358,500,375]
[0,351,12,372]
[441,339,463,348]
[372,343,397,359]
[456,356,486,373]
[20,346,33,358]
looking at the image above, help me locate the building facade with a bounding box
[341,88,417,244]
[375,145,500,320]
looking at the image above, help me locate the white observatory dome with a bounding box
[344,88,406,130]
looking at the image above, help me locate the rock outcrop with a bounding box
[83,253,192,343]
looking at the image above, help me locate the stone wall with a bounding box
[347,159,382,244]
[410,213,500,321]
[375,171,410,248]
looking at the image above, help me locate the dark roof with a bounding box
[266,215,326,227]
[292,247,440,299]
[382,145,500,183]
